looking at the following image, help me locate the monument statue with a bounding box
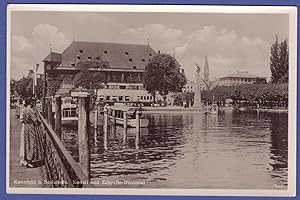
[193,63,202,109]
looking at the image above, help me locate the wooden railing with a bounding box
[37,110,92,188]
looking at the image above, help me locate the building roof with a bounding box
[43,52,62,63]
[220,71,266,79]
[44,41,157,70]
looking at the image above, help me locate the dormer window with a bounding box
[149,53,152,56]
[95,56,100,60]
[104,50,108,54]
[142,59,145,62]
[76,55,81,59]
[71,63,75,67]
[129,58,133,62]
[87,56,92,60]
[149,59,151,61]
[79,49,83,53]
[133,66,137,69]
[125,52,129,56]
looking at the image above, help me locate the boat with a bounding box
[205,103,218,115]
[106,104,149,128]
[55,97,78,125]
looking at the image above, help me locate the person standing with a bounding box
[19,100,26,166]
[22,98,45,168]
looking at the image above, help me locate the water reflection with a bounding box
[61,111,288,189]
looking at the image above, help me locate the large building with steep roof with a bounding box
[43,40,176,103]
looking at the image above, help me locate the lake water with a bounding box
[61,110,288,189]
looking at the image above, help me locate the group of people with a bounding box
[18,97,45,168]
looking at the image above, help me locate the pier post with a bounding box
[94,103,98,143]
[44,98,49,120]
[47,97,54,129]
[135,111,140,149]
[112,109,116,134]
[78,95,90,179]
[54,95,62,139]
[123,111,128,146]
[103,106,108,151]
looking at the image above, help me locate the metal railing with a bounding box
[37,110,92,188]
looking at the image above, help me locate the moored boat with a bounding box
[106,105,149,128]
[55,97,78,125]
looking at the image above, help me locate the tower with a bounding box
[204,56,209,85]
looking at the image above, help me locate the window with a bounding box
[129,58,133,62]
[125,52,129,55]
[79,49,83,53]
[106,96,110,101]
[149,53,152,56]
[133,66,137,69]
[119,96,123,101]
[119,86,126,89]
[76,55,81,59]
[142,59,145,62]
[71,63,75,67]
[87,56,92,60]
[104,50,108,54]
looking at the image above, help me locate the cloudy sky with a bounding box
[10,11,289,81]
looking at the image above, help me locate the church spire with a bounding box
[204,56,209,84]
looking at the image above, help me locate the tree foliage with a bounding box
[15,76,43,99]
[143,53,187,101]
[202,84,288,103]
[73,59,109,90]
[270,36,289,83]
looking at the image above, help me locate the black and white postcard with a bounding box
[6,4,297,196]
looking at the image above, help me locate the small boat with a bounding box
[205,103,218,115]
[55,97,78,125]
[107,105,149,128]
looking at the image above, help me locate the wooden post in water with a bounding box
[135,111,140,149]
[78,95,90,179]
[44,98,49,120]
[123,111,128,146]
[112,109,116,134]
[94,103,98,143]
[54,95,62,139]
[103,107,108,151]
[47,97,54,129]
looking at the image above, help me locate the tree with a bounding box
[15,76,43,99]
[278,39,289,83]
[73,59,109,92]
[270,36,289,83]
[143,53,187,102]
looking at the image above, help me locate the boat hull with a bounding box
[108,116,149,128]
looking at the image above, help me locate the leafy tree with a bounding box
[73,59,109,96]
[278,39,289,83]
[143,53,187,102]
[15,76,43,99]
[270,36,289,83]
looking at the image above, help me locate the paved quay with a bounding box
[9,109,46,188]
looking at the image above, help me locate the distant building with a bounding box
[203,56,210,87]
[211,71,267,88]
[182,79,207,93]
[42,40,181,104]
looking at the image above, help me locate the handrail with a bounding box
[36,110,93,188]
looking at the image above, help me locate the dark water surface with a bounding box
[61,110,288,189]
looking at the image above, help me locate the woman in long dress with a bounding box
[22,98,45,168]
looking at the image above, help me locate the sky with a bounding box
[10,11,289,82]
